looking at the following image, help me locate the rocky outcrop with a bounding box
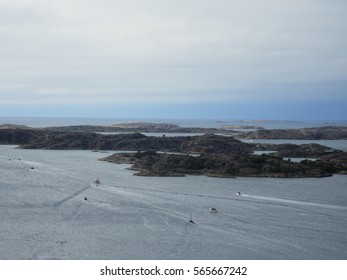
[1,126,345,178]
[18,131,252,154]
[253,143,338,157]
[18,132,185,151]
[222,125,264,130]
[100,151,341,178]
[20,131,98,149]
[110,122,180,130]
[0,129,44,145]
[3,123,347,139]
[319,152,347,167]
[93,133,185,151]
[304,152,347,175]
[180,134,251,154]
[0,124,29,129]
[42,123,237,135]
[239,126,347,140]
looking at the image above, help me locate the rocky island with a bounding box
[42,122,238,135]
[239,126,347,140]
[99,148,347,178]
[1,124,346,178]
[222,125,264,130]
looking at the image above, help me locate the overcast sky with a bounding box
[0,0,346,120]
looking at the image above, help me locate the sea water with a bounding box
[0,145,346,259]
[1,117,347,259]
[1,116,346,129]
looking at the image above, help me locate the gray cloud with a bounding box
[0,0,346,107]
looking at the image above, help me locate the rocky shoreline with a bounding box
[238,125,347,140]
[99,150,347,178]
[1,123,346,178]
[41,122,238,135]
[1,122,347,139]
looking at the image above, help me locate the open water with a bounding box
[0,145,346,259]
[0,117,346,259]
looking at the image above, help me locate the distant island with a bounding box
[238,119,304,124]
[238,126,347,140]
[110,122,180,130]
[39,122,237,135]
[222,125,264,130]
[99,148,346,178]
[0,123,346,178]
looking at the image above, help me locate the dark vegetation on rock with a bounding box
[253,143,338,157]
[42,122,237,135]
[0,128,44,145]
[100,151,347,178]
[15,131,252,154]
[1,125,346,178]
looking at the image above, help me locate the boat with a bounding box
[236,192,241,196]
[93,178,101,186]
[189,213,195,224]
[209,208,217,213]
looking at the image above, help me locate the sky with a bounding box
[0,0,346,120]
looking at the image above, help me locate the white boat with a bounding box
[93,178,101,186]
[209,208,217,213]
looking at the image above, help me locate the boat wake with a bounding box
[240,194,347,210]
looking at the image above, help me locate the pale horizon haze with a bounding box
[0,0,346,120]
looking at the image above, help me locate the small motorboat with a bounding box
[93,178,101,186]
[188,214,195,224]
[236,192,241,196]
[209,208,217,213]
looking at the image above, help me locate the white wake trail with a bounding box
[240,194,347,210]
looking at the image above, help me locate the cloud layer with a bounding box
[0,0,346,118]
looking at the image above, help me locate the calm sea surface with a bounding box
[0,145,346,259]
[1,116,346,129]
